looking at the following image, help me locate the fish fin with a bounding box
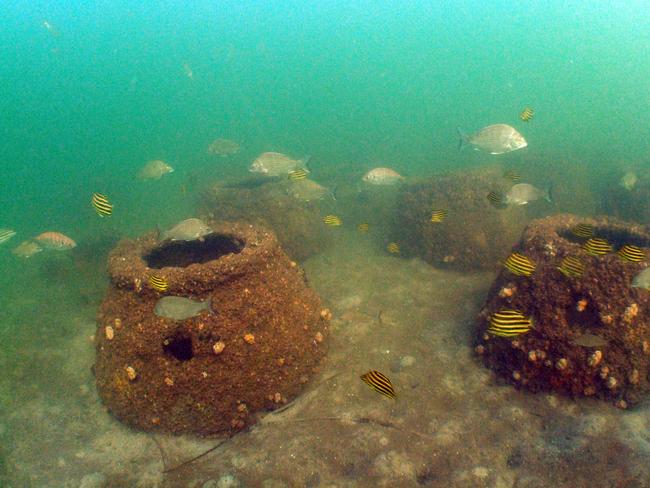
[545,183,554,204]
[205,297,213,313]
[457,127,469,151]
[299,156,312,173]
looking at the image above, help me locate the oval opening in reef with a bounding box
[559,227,650,249]
[144,234,245,268]
[163,334,194,361]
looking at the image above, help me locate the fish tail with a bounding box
[299,156,311,173]
[545,182,554,204]
[457,127,469,151]
[205,297,214,313]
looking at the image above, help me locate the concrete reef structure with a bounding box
[475,214,650,407]
[94,221,328,436]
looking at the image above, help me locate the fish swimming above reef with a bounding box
[617,244,645,263]
[34,232,76,250]
[488,310,533,337]
[161,218,213,241]
[91,192,113,217]
[570,223,595,239]
[207,138,240,157]
[430,210,447,223]
[250,152,309,177]
[457,124,527,154]
[154,296,212,320]
[582,237,612,256]
[557,255,585,278]
[505,183,552,206]
[0,228,17,245]
[323,215,342,227]
[504,252,536,276]
[288,168,309,181]
[632,267,650,290]
[519,107,534,122]
[620,171,637,191]
[362,167,404,185]
[12,240,42,258]
[571,333,608,348]
[360,370,396,399]
[137,160,174,180]
[288,179,333,201]
[148,274,169,293]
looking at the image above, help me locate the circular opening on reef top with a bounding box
[144,234,245,268]
[559,227,650,248]
[163,334,193,361]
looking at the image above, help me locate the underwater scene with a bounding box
[1,1,650,487]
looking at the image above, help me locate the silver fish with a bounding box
[154,296,212,320]
[0,228,16,245]
[162,218,212,241]
[249,152,309,177]
[458,124,527,154]
[505,183,552,205]
[137,160,174,180]
[620,171,637,191]
[632,267,650,290]
[362,167,404,185]
[288,179,333,201]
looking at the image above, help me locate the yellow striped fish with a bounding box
[571,223,594,238]
[617,244,645,263]
[288,168,309,181]
[360,370,396,399]
[323,215,342,227]
[519,107,534,122]
[357,222,370,233]
[487,191,505,208]
[387,242,400,254]
[91,192,113,217]
[582,237,612,256]
[148,274,169,292]
[0,228,17,245]
[503,169,521,181]
[430,210,447,223]
[557,256,585,278]
[504,252,536,276]
[488,310,533,338]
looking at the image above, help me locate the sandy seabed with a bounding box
[1,234,649,488]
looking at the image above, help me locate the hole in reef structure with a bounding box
[558,227,650,249]
[163,333,194,361]
[144,233,245,268]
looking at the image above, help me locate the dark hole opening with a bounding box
[163,334,193,361]
[144,233,245,268]
[559,228,650,249]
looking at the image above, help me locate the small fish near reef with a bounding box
[430,210,447,223]
[0,228,17,245]
[162,218,213,241]
[617,244,645,263]
[250,152,309,177]
[360,370,396,399]
[288,179,333,202]
[571,223,595,239]
[387,242,400,254]
[362,167,404,185]
[288,168,309,181]
[207,138,240,157]
[137,160,174,180]
[12,240,42,258]
[504,252,536,276]
[487,191,507,209]
[34,232,76,250]
[519,107,534,122]
[632,267,650,290]
[557,255,585,278]
[503,169,521,181]
[323,215,342,227]
[457,124,527,154]
[504,183,552,206]
[148,274,169,292]
[488,310,533,338]
[357,223,370,233]
[91,192,113,217]
[582,237,612,256]
[154,296,212,321]
[619,171,638,191]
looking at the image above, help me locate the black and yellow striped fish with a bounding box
[357,222,370,233]
[487,191,505,208]
[360,370,396,399]
[557,256,585,278]
[582,237,612,256]
[288,168,309,181]
[488,310,533,338]
[387,242,400,254]
[519,107,534,122]
[323,215,342,227]
[503,169,521,181]
[504,252,536,276]
[430,209,447,223]
[617,244,645,263]
[148,274,169,292]
[571,223,594,238]
[91,192,113,217]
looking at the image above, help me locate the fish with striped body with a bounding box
[430,210,447,223]
[617,245,645,263]
[288,168,309,181]
[582,237,612,256]
[0,228,17,245]
[519,107,534,122]
[387,242,400,254]
[148,274,169,292]
[91,192,113,217]
[360,370,396,399]
[34,232,76,250]
[357,223,370,233]
[557,256,585,278]
[488,310,534,337]
[503,169,521,181]
[323,215,342,227]
[504,252,536,276]
[571,223,595,238]
[487,191,506,208]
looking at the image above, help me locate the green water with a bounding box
[1,2,649,486]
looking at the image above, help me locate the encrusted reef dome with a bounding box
[94,220,328,436]
[475,214,650,408]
